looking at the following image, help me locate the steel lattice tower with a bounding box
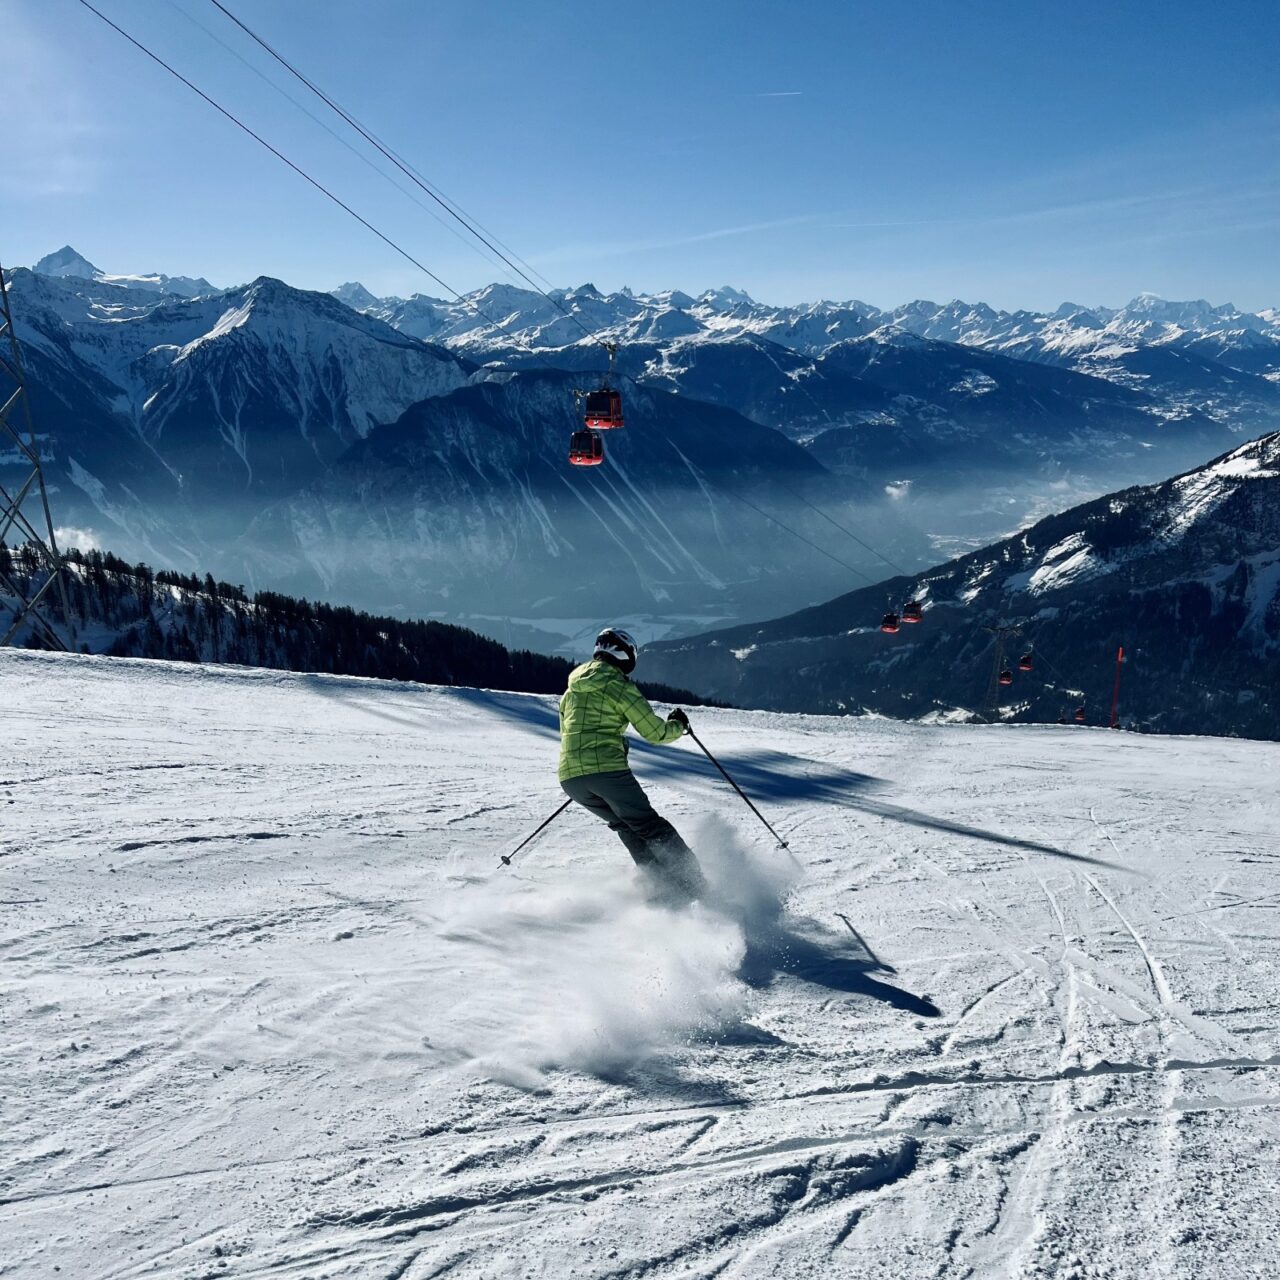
[0,260,73,649]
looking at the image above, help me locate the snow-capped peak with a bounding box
[33,245,101,279]
[332,281,381,312]
[1118,294,1219,324]
[31,245,216,298]
[698,285,756,310]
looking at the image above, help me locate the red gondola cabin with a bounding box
[1074,706,1086,723]
[584,389,625,429]
[1018,653,1033,671]
[568,429,605,466]
[999,669,1014,686]
[880,612,900,633]
[902,601,923,623]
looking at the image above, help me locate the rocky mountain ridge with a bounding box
[335,275,1280,378]
[641,431,1280,740]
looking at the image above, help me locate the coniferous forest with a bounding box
[0,543,712,705]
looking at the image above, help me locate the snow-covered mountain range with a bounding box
[338,273,1280,549]
[8,261,470,565]
[33,244,217,299]
[337,277,1280,378]
[643,430,1280,741]
[7,246,1278,647]
[345,277,1280,427]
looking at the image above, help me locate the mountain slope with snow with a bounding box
[7,266,471,560]
[3,649,1278,1277]
[644,431,1280,739]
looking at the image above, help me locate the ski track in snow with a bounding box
[2,650,1278,1279]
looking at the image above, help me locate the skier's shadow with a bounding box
[736,913,941,1019]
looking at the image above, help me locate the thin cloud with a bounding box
[823,188,1208,233]
[531,214,824,265]
[756,91,803,97]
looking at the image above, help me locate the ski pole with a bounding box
[498,797,573,869]
[685,724,799,863]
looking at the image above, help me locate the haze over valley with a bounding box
[11,246,1278,657]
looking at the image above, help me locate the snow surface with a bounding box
[3,650,1280,1278]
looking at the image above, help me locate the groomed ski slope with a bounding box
[3,649,1279,1279]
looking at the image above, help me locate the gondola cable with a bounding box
[161,0,562,302]
[715,489,880,586]
[77,0,465,309]
[76,0,578,376]
[205,0,610,355]
[772,480,915,578]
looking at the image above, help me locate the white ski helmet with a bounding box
[594,626,639,674]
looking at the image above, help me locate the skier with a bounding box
[559,627,707,903]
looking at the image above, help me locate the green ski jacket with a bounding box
[558,659,685,781]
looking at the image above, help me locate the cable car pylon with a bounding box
[0,260,73,650]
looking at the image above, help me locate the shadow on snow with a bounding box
[308,680,1125,872]
[736,913,942,1020]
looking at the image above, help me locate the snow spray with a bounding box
[436,814,800,1089]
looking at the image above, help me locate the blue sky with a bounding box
[7,0,1279,310]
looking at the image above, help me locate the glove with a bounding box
[668,708,690,733]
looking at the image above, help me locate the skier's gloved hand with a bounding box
[667,708,690,734]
